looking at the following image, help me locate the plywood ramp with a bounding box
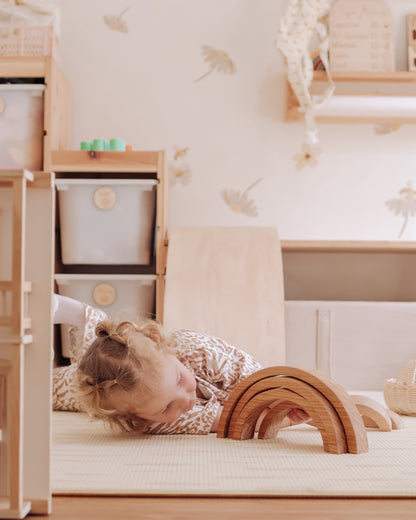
[163,227,285,367]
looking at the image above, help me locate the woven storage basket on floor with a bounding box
[384,359,416,416]
[0,25,59,58]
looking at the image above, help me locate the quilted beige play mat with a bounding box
[52,392,416,497]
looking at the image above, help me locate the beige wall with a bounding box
[53,0,416,300]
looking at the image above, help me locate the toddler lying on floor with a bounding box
[52,294,310,434]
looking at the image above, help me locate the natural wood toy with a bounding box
[350,394,403,431]
[217,366,402,454]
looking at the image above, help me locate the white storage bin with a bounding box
[285,300,416,390]
[55,274,157,358]
[0,84,44,171]
[56,179,157,265]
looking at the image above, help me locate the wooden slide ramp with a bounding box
[163,227,285,367]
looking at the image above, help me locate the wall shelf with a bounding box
[311,71,416,83]
[285,71,416,124]
[51,150,161,173]
[281,240,416,254]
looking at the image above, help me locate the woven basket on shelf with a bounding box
[383,359,416,416]
[0,25,59,58]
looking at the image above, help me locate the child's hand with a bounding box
[254,406,313,433]
[281,408,312,428]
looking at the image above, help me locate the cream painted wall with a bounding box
[54,0,416,241]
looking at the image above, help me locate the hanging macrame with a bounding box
[276,0,334,166]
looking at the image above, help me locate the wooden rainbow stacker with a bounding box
[217,366,403,454]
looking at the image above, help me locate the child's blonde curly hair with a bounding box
[76,318,170,432]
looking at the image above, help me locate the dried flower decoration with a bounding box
[103,7,131,33]
[170,146,192,187]
[221,178,262,218]
[169,163,192,187]
[194,45,236,83]
[386,181,416,239]
[374,123,402,135]
[293,142,322,170]
[174,146,190,161]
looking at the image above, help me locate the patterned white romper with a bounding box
[52,304,262,434]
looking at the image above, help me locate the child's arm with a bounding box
[53,294,85,329]
[52,298,108,412]
[169,330,262,395]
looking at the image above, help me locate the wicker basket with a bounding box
[383,359,416,416]
[0,25,59,58]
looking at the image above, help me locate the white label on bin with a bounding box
[0,98,4,116]
[93,187,117,210]
[93,283,116,306]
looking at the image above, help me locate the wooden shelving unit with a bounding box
[0,57,71,170]
[285,71,416,124]
[51,150,168,323]
[0,55,69,517]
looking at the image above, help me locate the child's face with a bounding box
[119,355,197,424]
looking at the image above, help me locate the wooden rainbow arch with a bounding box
[217,366,402,454]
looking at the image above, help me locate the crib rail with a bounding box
[0,170,33,518]
[0,282,32,333]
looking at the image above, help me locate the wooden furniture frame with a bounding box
[0,57,71,170]
[285,71,416,124]
[0,170,32,518]
[0,170,55,518]
[0,57,69,517]
[51,150,168,322]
